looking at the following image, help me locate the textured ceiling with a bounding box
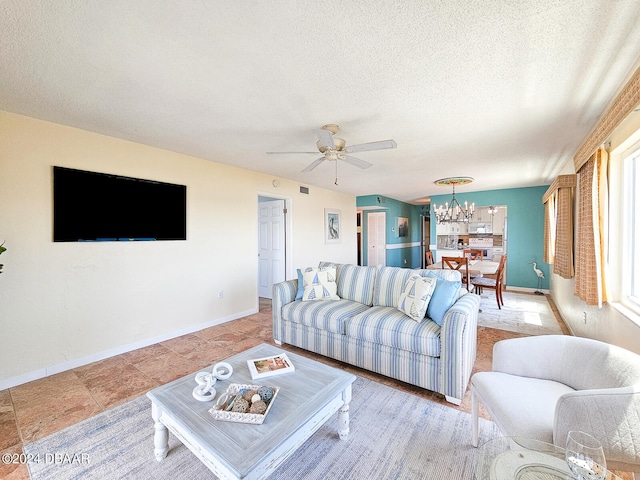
[2,1,640,203]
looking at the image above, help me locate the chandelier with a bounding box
[432,177,475,224]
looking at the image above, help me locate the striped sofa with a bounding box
[272,263,481,405]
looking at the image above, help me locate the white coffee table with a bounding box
[147,343,356,480]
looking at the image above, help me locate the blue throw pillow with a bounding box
[426,277,461,326]
[295,269,305,300]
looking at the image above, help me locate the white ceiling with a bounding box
[2,1,640,204]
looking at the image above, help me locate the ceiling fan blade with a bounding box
[314,129,335,150]
[266,151,319,154]
[302,157,326,172]
[343,155,373,169]
[344,139,397,153]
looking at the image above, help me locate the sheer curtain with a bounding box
[574,148,609,306]
[543,193,556,264]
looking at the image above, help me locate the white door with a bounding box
[258,199,286,298]
[367,211,386,266]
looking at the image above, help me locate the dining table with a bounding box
[427,259,499,276]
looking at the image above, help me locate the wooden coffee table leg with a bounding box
[338,384,352,440]
[152,402,169,461]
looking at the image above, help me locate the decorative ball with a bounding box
[243,390,258,402]
[251,394,262,404]
[257,386,274,403]
[249,400,267,414]
[232,398,249,413]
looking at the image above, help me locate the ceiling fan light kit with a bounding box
[317,137,345,153]
[266,124,397,184]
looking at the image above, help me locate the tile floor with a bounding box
[0,294,630,480]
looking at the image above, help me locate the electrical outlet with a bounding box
[218,290,224,299]
[582,312,587,324]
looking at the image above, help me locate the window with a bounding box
[624,147,640,309]
[608,129,640,322]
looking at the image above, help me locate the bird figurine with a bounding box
[529,261,545,295]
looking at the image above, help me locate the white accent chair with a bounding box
[471,335,640,478]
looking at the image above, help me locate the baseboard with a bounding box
[504,286,550,295]
[0,308,257,391]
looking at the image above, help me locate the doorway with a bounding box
[367,211,386,266]
[421,214,431,268]
[257,196,289,299]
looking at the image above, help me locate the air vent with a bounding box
[300,186,309,194]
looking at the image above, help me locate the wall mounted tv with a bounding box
[53,166,187,242]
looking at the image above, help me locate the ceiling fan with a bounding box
[266,124,397,184]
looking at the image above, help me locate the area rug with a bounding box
[477,290,563,335]
[25,376,500,480]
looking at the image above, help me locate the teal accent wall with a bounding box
[357,186,549,289]
[357,195,425,268]
[430,185,550,289]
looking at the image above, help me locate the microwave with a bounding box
[469,223,493,234]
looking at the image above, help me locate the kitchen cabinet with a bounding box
[453,223,468,234]
[449,223,466,234]
[492,208,506,235]
[473,208,487,222]
[436,222,449,234]
[492,247,504,261]
[436,222,467,234]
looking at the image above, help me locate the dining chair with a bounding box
[425,251,435,266]
[470,254,506,308]
[441,256,471,292]
[463,249,484,282]
[463,249,483,261]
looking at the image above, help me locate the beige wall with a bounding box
[549,112,640,355]
[0,111,357,388]
[551,275,640,355]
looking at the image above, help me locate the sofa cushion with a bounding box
[426,276,462,326]
[346,306,441,356]
[424,268,462,283]
[372,266,417,308]
[397,274,437,322]
[301,266,339,301]
[336,264,377,306]
[471,371,575,443]
[281,299,370,334]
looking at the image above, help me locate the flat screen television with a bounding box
[53,166,187,242]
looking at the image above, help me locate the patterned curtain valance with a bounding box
[542,174,576,204]
[573,65,640,172]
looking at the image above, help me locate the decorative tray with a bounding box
[208,383,279,425]
[491,450,572,480]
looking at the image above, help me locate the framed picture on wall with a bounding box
[397,217,409,237]
[325,208,341,244]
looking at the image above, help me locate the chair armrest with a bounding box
[271,279,298,342]
[439,293,481,402]
[553,386,640,468]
